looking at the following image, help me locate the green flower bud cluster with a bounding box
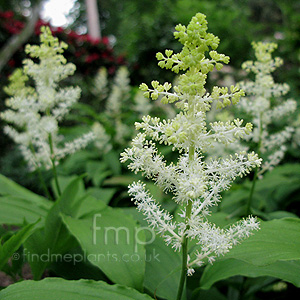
[252,42,277,62]
[139,81,178,104]
[4,69,34,98]
[25,26,68,65]
[139,13,244,114]
[212,86,245,109]
[155,13,228,75]
[242,42,283,75]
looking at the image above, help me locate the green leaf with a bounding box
[61,150,98,174]
[220,186,248,214]
[61,207,146,290]
[222,218,300,265]
[0,174,50,208]
[0,277,154,300]
[0,220,40,270]
[206,211,239,228]
[51,175,85,201]
[87,187,116,205]
[56,175,87,216]
[144,235,182,300]
[86,161,110,186]
[254,166,300,209]
[48,248,108,281]
[23,228,49,279]
[122,207,184,299]
[200,259,300,289]
[103,150,121,175]
[75,195,107,218]
[0,196,50,225]
[24,202,67,280]
[24,176,86,279]
[266,210,298,220]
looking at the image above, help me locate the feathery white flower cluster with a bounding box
[121,13,261,274]
[92,67,108,101]
[106,66,131,116]
[92,122,112,153]
[92,66,131,146]
[1,27,95,171]
[238,42,297,176]
[134,90,153,118]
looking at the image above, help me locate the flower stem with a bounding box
[36,167,53,200]
[245,166,258,215]
[176,144,194,300]
[246,113,262,215]
[176,200,192,300]
[48,133,61,196]
[29,143,52,200]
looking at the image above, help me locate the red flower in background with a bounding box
[0,10,126,78]
[85,53,100,63]
[101,36,109,45]
[0,11,14,19]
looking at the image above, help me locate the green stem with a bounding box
[176,145,195,300]
[36,167,53,200]
[246,166,258,215]
[29,143,52,200]
[48,133,61,196]
[246,112,263,216]
[176,200,192,300]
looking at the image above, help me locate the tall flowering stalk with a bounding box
[237,42,297,214]
[1,27,95,195]
[121,13,261,300]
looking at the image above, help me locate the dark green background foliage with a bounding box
[90,0,300,93]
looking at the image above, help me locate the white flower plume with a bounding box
[121,13,261,273]
[1,27,95,171]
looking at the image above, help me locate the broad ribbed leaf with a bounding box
[123,207,184,300]
[0,174,49,206]
[24,176,87,279]
[62,207,146,290]
[0,278,154,300]
[144,234,182,300]
[0,196,50,225]
[200,259,300,289]
[0,174,51,226]
[221,218,300,265]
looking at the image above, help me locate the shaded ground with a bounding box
[0,263,33,288]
